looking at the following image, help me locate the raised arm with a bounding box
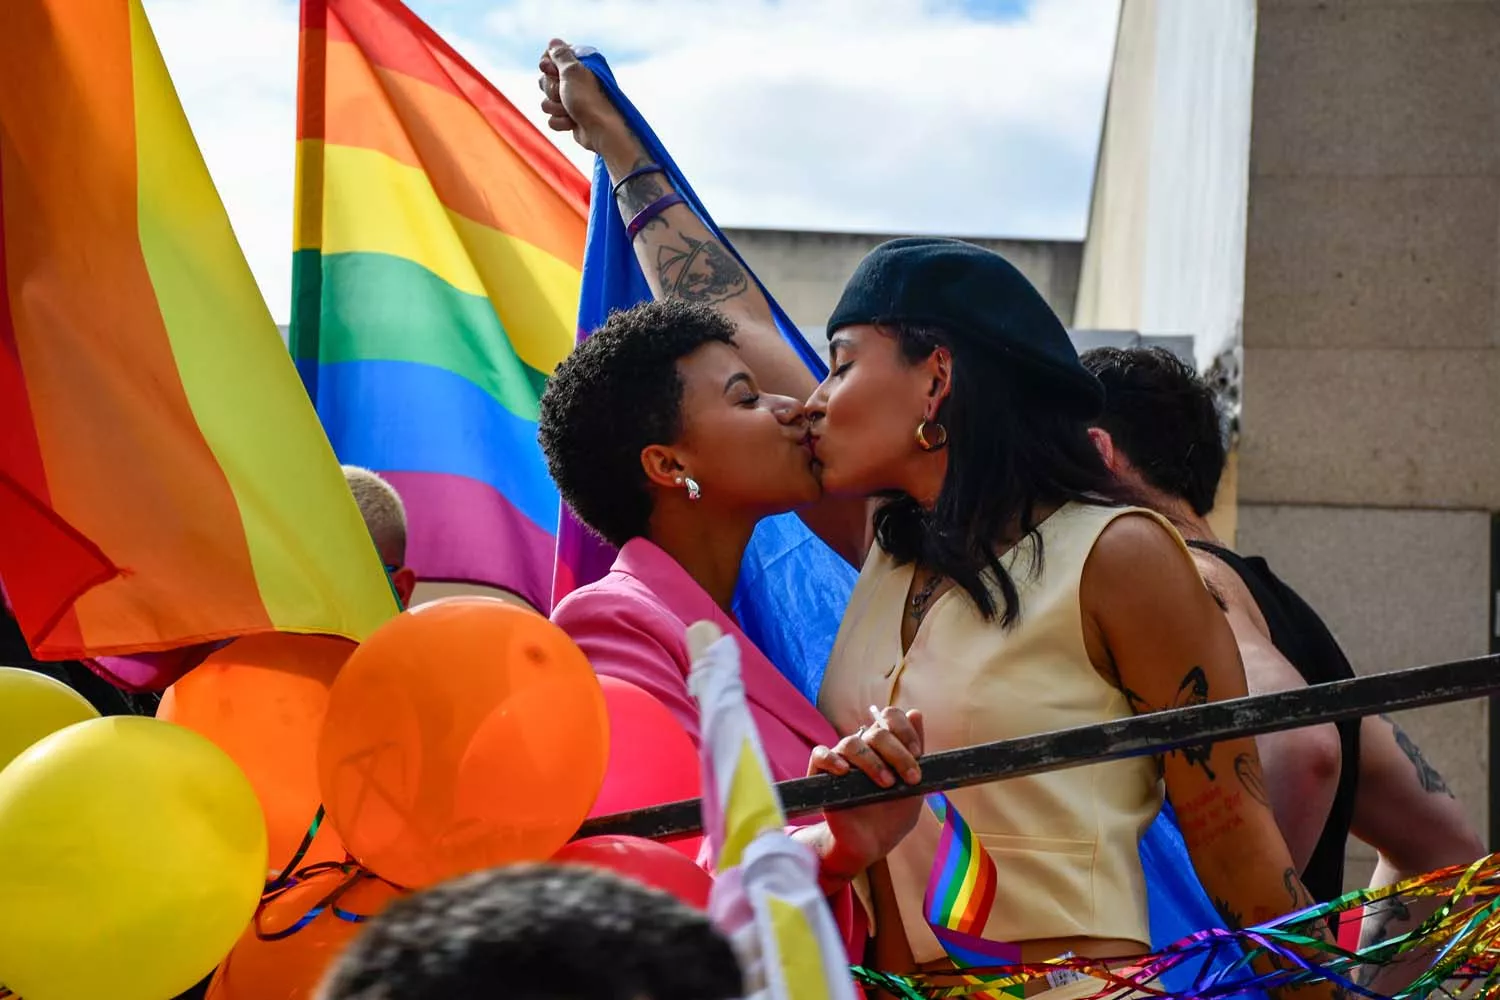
[540,41,814,401]
[540,40,870,565]
[1083,515,1344,1000]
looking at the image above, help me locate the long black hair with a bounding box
[872,323,1128,627]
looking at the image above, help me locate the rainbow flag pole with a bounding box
[293,0,589,611]
[0,0,396,659]
[688,621,859,1000]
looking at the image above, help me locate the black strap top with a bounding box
[1187,541,1360,904]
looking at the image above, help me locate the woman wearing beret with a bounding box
[540,41,1337,1000]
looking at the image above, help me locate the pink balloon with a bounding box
[554,836,713,910]
[590,677,702,858]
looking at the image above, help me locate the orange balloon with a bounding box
[158,634,353,878]
[208,871,403,1000]
[317,598,609,888]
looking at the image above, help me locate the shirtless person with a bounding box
[1084,345,1483,993]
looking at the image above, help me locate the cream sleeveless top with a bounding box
[819,503,1179,960]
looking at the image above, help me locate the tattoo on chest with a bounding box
[1383,715,1453,797]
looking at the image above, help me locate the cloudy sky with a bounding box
[142,0,1120,323]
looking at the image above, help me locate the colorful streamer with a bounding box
[856,854,1500,999]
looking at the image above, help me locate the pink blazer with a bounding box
[552,538,866,958]
[552,538,840,781]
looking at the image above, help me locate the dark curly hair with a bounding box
[317,865,742,1000]
[538,300,738,547]
[1080,346,1228,516]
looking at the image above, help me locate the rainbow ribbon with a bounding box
[924,793,1024,998]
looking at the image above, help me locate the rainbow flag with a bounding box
[292,0,588,610]
[925,794,1025,998]
[0,0,396,659]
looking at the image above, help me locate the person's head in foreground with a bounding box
[317,864,742,1000]
[804,237,1118,624]
[539,299,820,549]
[342,465,417,607]
[1079,345,1228,522]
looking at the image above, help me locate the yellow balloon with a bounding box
[0,717,268,1000]
[0,666,99,771]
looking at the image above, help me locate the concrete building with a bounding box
[1081,0,1499,885]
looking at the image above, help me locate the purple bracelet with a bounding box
[626,192,685,240]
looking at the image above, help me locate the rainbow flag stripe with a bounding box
[0,0,396,658]
[292,0,588,609]
[925,794,1024,996]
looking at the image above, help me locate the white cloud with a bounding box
[143,0,1118,323]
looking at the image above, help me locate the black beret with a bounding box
[827,237,1104,417]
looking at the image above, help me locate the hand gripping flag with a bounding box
[687,621,858,1000]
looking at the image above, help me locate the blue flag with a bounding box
[552,50,855,700]
[551,55,1257,993]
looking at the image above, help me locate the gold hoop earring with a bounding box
[915,419,948,452]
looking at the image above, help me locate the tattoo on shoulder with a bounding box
[1170,667,1216,780]
[1234,752,1270,808]
[657,236,749,305]
[1382,715,1454,797]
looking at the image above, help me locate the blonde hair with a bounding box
[342,466,407,565]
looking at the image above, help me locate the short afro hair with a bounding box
[1080,346,1228,516]
[539,299,738,547]
[317,865,742,1000]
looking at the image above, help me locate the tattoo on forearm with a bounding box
[1234,753,1270,808]
[1382,715,1453,797]
[1361,895,1411,948]
[612,157,752,306]
[656,235,749,305]
[1175,784,1246,848]
[615,157,668,216]
[1283,867,1315,912]
[1353,896,1412,986]
[1211,896,1244,931]
[1171,667,1216,780]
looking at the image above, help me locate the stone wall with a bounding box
[722,227,1083,356]
[1240,0,1500,883]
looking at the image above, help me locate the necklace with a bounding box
[908,572,944,620]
